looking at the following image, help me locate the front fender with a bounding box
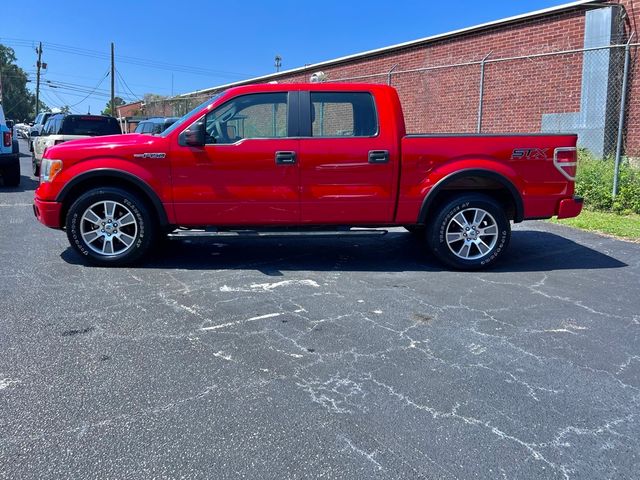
[48,157,173,226]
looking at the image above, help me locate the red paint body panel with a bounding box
[170,138,300,225]
[33,83,581,231]
[33,197,62,228]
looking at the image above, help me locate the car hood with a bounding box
[52,133,158,150]
[45,133,167,159]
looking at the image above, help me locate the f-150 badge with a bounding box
[133,153,166,159]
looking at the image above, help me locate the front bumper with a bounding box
[557,195,584,219]
[33,196,63,229]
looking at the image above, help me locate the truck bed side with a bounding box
[396,133,578,224]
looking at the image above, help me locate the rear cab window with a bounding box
[61,116,122,136]
[310,92,378,137]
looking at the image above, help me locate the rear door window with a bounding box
[61,116,122,136]
[310,92,377,137]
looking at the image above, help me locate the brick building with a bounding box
[153,0,638,156]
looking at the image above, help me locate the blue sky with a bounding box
[3,0,571,116]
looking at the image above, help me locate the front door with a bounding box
[171,92,300,226]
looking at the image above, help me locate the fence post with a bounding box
[477,52,491,133]
[613,33,634,198]
[387,64,398,85]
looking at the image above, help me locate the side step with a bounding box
[167,228,389,239]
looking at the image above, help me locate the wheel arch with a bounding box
[418,169,524,224]
[56,170,169,228]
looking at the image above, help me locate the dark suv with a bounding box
[134,117,178,135]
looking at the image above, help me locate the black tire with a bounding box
[2,161,20,187]
[66,187,156,266]
[32,153,40,177]
[426,194,510,270]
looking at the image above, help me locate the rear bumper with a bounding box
[33,197,63,229]
[557,195,583,219]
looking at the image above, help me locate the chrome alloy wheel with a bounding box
[79,201,138,256]
[445,208,499,260]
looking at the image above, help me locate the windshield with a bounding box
[161,92,225,137]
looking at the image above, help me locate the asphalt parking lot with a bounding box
[0,139,638,479]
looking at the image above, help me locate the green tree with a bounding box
[60,105,71,114]
[101,96,125,117]
[0,44,47,121]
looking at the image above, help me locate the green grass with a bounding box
[550,209,640,241]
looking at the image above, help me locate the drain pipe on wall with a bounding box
[387,64,399,85]
[477,52,492,133]
[613,32,634,198]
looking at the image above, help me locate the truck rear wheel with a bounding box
[66,187,156,266]
[426,194,510,270]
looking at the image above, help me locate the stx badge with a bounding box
[511,148,548,160]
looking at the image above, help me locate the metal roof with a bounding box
[179,0,602,98]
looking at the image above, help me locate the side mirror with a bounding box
[29,122,34,127]
[178,119,206,147]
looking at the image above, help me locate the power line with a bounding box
[40,70,109,108]
[1,37,254,79]
[116,69,141,102]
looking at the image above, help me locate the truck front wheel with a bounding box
[427,194,510,270]
[66,187,156,266]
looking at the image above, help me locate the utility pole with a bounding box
[111,42,115,118]
[35,42,43,116]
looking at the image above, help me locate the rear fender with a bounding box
[418,160,524,223]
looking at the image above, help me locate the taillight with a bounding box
[553,147,577,181]
[2,131,10,147]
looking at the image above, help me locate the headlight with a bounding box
[40,159,63,183]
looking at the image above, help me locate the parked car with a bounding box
[31,114,121,176]
[29,112,53,151]
[14,122,30,139]
[134,117,179,135]
[0,104,20,186]
[33,83,582,269]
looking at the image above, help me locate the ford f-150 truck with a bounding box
[33,83,582,269]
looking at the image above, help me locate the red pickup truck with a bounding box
[33,83,582,269]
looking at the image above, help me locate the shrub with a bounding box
[576,150,640,214]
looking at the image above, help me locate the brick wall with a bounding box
[157,1,638,156]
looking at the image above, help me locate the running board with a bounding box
[167,228,388,239]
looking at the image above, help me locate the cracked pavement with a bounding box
[0,141,638,479]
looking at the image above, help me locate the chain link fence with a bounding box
[145,42,638,194]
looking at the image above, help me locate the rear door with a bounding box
[170,91,300,226]
[297,91,397,224]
